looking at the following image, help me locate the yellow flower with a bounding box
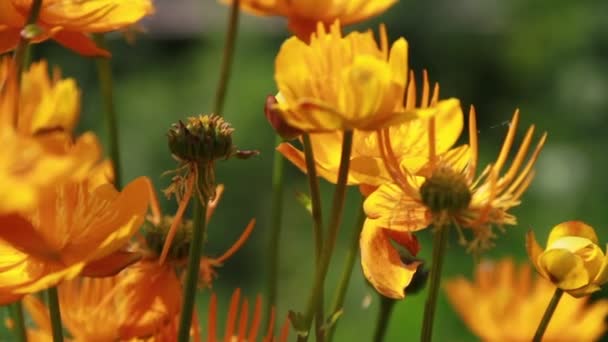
[276,71,463,187]
[526,221,608,297]
[223,0,396,40]
[22,261,182,341]
[273,21,460,133]
[365,108,547,251]
[0,58,80,134]
[203,288,290,342]
[0,176,150,303]
[445,258,608,341]
[0,0,154,56]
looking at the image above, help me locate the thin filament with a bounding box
[159,174,195,264]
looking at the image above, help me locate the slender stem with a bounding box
[297,130,354,342]
[532,288,564,342]
[420,224,450,342]
[372,295,396,342]
[302,133,325,339]
[177,173,208,342]
[47,287,64,342]
[265,134,285,330]
[326,203,365,342]
[93,34,122,188]
[9,302,27,342]
[11,0,43,128]
[212,0,240,116]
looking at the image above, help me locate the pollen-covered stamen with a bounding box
[420,166,472,214]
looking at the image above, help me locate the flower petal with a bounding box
[359,219,420,299]
[547,221,598,246]
[539,249,589,290]
[80,250,142,277]
[52,30,110,57]
[0,214,58,261]
[526,230,548,279]
[364,182,429,231]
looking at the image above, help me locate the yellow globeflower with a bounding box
[273,21,460,133]
[224,0,396,40]
[0,0,154,56]
[445,258,608,341]
[276,71,463,187]
[0,176,150,303]
[365,107,547,252]
[526,221,608,297]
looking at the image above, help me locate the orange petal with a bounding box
[0,28,20,54]
[52,30,110,57]
[526,230,549,279]
[80,250,142,277]
[360,218,421,299]
[0,214,58,261]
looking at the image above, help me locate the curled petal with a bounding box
[360,219,420,299]
[548,221,599,246]
[538,249,589,290]
[526,230,548,279]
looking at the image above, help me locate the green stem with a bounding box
[420,224,449,342]
[11,0,43,128]
[297,130,354,342]
[47,287,64,342]
[532,288,564,342]
[9,302,27,342]
[265,134,286,330]
[372,295,396,342]
[302,133,325,341]
[93,34,122,188]
[177,172,209,342]
[326,203,365,342]
[212,0,240,116]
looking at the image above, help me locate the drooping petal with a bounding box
[360,219,421,299]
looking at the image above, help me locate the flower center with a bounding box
[420,166,472,214]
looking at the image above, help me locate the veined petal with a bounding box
[364,182,429,231]
[0,214,59,261]
[538,249,589,290]
[359,219,420,299]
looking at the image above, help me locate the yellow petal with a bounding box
[364,183,429,231]
[526,230,549,279]
[547,221,598,246]
[538,249,589,290]
[359,219,420,299]
[592,245,608,285]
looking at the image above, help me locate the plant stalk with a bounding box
[420,224,449,342]
[297,130,354,342]
[532,288,564,342]
[326,203,365,342]
[177,171,209,342]
[47,287,64,342]
[265,134,286,330]
[93,34,122,188]
[213,0,240,116]
[372,295,396,342]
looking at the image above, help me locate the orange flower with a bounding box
[365,107,547,252]
[0,0,154,56]
[273,21,460,133]
[0,176,150,303]
[22,261,182,341]
[445,258,608,341]
[223,0,396,40]
[277,71,463,187]
[202,288,290,342]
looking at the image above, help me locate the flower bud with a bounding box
[526,221,608,297]
[167,114,235,162]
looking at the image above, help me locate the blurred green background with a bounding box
[4,0,608,340]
